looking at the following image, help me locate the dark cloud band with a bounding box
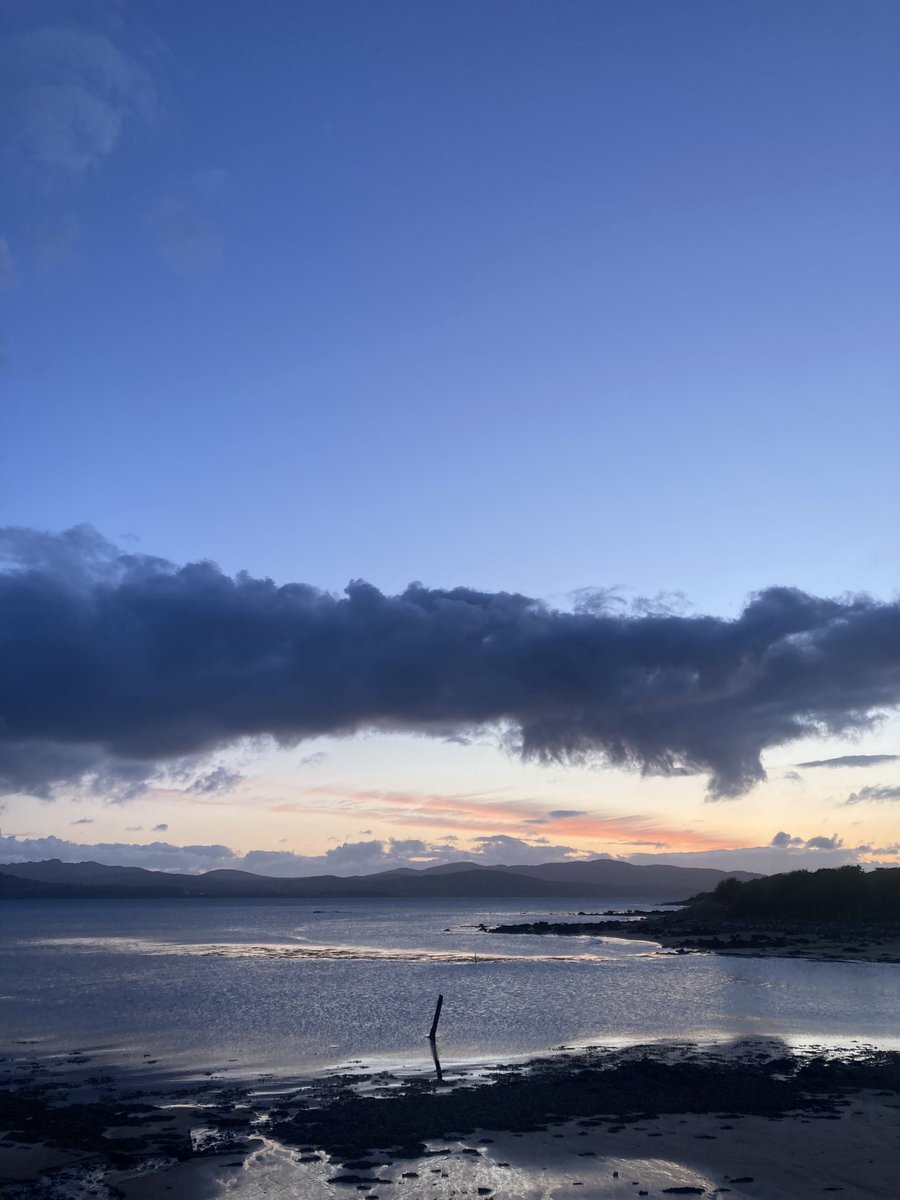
[2,525,899,799]
[796,754,899,769]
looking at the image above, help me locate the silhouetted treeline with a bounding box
[708,866,900,922]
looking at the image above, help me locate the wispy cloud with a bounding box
[298,752,327,769]
[272,785,545,835]
[184,767,244,795]
[843,784,900,806]
[796,754,898,769]
[272,783,730,852]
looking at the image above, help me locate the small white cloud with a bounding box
[190,167,229,197]
[29,214,79,270]
[0,240,18,290]
[147,198,222,275]
[147,167,229,276]
[4,26,157,176]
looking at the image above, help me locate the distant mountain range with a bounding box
[0,857,761,901]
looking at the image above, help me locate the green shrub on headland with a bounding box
[708,865,900,923]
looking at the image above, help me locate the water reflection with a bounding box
[2,898,897,1079]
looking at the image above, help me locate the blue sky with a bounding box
[1,2,898,873]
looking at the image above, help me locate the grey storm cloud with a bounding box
[795,754,899,769]
[769,830,842,850]
[2,526,900,800]
[770,831,804,847]
[805,834,843,851]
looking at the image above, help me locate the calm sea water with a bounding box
[2,897,897,1080]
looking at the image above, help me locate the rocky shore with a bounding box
[2,1041,898,1198]
[486,915,900,963]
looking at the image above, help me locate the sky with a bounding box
[1,1,898,877]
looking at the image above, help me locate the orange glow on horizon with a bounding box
[270,783,744,854]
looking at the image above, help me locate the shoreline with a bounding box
[3,1039,898,1198]
[487,917,900,964]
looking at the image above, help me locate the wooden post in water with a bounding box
[428,993,444,1042]
[429,1037,444,1082]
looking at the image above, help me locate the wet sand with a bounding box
[2,1040,898,1198]
[106,1098,900,1200]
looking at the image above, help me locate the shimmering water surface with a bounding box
[2,898,897,1078]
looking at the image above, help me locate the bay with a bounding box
[1,897,897,1081]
